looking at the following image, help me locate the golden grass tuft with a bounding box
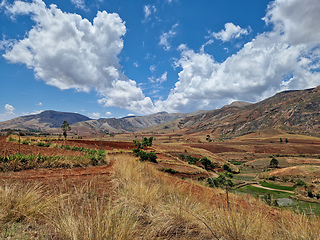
[52,197,139,240]
[0,182,56,224]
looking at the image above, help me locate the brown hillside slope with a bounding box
[176,86,320,138]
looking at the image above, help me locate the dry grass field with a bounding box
[2,131,320,239]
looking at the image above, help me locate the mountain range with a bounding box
[1,86,320,138]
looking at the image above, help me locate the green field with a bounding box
[235,185,293,198]
[260,181,296,191]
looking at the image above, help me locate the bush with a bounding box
[132,149,157,163]
[147,152,157,163]
[200,157,215,170]
[187,155,199,165]
[223,164,232,172]
[268,175,276,181]
[269,157,279,168]
[308,190,314,198]
[142,137,154,147]
[207,173,235,188]
[161,168,177,174]
[296,178,306,187]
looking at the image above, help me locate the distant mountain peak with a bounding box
[224,101,252,108]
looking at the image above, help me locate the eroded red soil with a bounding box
[69,139,135,150]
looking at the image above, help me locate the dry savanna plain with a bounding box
[2,128,320,239]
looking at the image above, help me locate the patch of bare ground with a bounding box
[252,144,320,154]
[266,165,320,178]
[0,160,115,196]
[67,139,135,150]
[188,143,247,153]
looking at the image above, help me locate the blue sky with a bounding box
[1,0,320,121]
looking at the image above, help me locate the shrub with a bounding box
[132,149,157,163]
[296,178,306,187]
[147,152,157,163]
[161,168,177,174]
[308,190,314,198]
[142,136,154,147]
[207,173,235,188]
[37,142,46,147]
[186,155,199,165]
[268,175,276,181]
[223,164,232,172]
[200,157,215,170]
[269,157,279,168]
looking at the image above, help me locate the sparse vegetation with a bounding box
[132,138,157,163]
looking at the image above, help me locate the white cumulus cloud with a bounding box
[154,0,320,113]
[88,112,101,119]
[212,22,249,42]
[2,0,153,114]
[0,104,16,121]
[5,104,14,113]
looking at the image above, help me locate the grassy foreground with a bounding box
[1,155,320,239]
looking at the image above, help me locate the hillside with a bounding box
[175,86,320,138]
[71,111,186,134]
[0,110,91,132]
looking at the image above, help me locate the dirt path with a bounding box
[252,184,295,194]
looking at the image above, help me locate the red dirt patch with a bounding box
[252,145,320,154]
[0,160,115,195]
[189,143,247,153]
[69,139,135,150]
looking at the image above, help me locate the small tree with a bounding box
[269,157,279,168]
[207,173,235,208]
[142,136,154,147]
[61,121,71,139]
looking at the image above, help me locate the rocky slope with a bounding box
[71,112,186,134]
[176,86,320,138]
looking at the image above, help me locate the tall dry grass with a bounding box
[1,154,320,239]
[112,155,320,239]
[0,182,56,224]
[52,197,138,240]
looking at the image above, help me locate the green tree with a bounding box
[142,136,154,147]
[207,173,235,207]
[61,121,71,139]
[269,157,279,168]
